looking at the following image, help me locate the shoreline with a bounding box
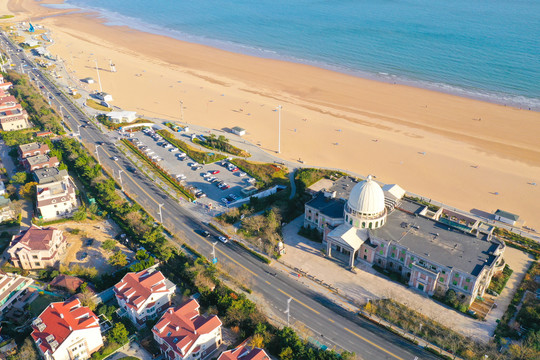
[3,0,540,229]
[43,2,540,111]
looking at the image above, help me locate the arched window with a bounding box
[375,221,378,227]
[369,222,372,229]
[362,222,365,228]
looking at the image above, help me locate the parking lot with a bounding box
[130,129,255,207]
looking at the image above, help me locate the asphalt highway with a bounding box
[1,33,438,360]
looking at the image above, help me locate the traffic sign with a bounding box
[212,257,218,264]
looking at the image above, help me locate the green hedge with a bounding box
[122,139,195,201]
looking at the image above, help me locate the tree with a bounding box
[11,171,28,184]
[19,181,37,200]
[279,347,294,360]
[102,239,117,252]
[78,290,96,311]
[108,323,129,345]
[250,333,265,348]
[108,250,128,267]
[73,206,87,222]
[135,249,149,261]
[7,337,39,360]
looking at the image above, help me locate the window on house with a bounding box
[399,257,404,262]
[380,244,384,248]
[34,262,40,266]
[32,255,38,259]
[466,278,470,282]
[439,278,444,283]
[380,250,383,255]
[464,285,468,290]
[453,281,457,285]
[455,273,459,277]
[391,253,395,258]
[442,270,446,274]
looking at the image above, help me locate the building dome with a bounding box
[348,175,385,215]
[345,175,387,230]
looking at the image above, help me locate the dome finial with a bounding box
[367,174,373,181]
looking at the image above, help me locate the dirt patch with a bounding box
[55,219,134,274]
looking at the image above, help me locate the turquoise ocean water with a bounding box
[61,0,540,110]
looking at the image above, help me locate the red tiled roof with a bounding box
[114,269,168,310]
[10,225,61,251]
[218,346,270,360]
[50,275,85,292]
[31,298,100,354]
[153,299,222,359]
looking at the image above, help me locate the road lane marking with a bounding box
[215,247,259,277]
[328,318,335,323]
[277,288,320,315]
[265,280,271,285]
[343,327,405,360]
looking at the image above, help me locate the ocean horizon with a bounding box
[57,0,540,110]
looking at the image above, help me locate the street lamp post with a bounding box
[118,169,124,192]
[179,100,184,123]
[276,105,282,153]
[95,144,101,165]
[158,203,164,224]
[211,241,218,264]
[284,297,293,327]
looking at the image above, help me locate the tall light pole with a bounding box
[211,241,218,264]
[94,58,103,93]
[276,105,282,153]
[284,297,293,327]
[179,100,184,123]
[158,203,164,224]
[118,169,124,192]
[95,144,101,165]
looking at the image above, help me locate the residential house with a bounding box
[49,275,85,293]
[19,142,50,159]
[33,167,69,185]
[114,268,176,327]
[23,154,59,172]
[7,225,67,270]
[0,272,34,313]
[153,299,222,360]
[36,177,78,220]
[31,298,103,360]
[0,107,30,131]
[218,340,270,360]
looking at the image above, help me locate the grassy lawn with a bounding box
[0,15,14,20]
[96,115,151,130]
[193,135,251,157]
[86,99,112,112]
[71,93,82,99]
[230,158,288,189]
[29,293,63,317]
[157,129,226,164]
[488,264,513,294]
[295,168,346,188]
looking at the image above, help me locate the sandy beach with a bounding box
[3,0,540,229]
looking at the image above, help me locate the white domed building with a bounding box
[344,175,387,230]
[317,174,504,305]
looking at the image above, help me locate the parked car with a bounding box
[201,230,210,237]
[238,172,246,177]
[210,170,220,174]
[111,156,119,161]
[169,148,178,152]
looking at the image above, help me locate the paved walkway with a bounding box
[0,140,17,178]
[107,341,153,360]
[277,216,534,342]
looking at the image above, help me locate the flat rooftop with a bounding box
[372,201,499,276]
[33,168,68,184]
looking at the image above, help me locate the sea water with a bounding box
[62,0,540,110]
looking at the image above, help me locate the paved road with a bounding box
[1,33,439,360]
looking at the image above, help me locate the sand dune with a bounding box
[3,0,540,229]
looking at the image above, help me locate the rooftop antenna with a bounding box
[109,59,116,73]
[94,58,103,93]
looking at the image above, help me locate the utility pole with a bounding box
[276,105,282,153]
[284,297,293,327]
[158,203,164,224]
[94,58,103,93]
[118,169,124,192]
